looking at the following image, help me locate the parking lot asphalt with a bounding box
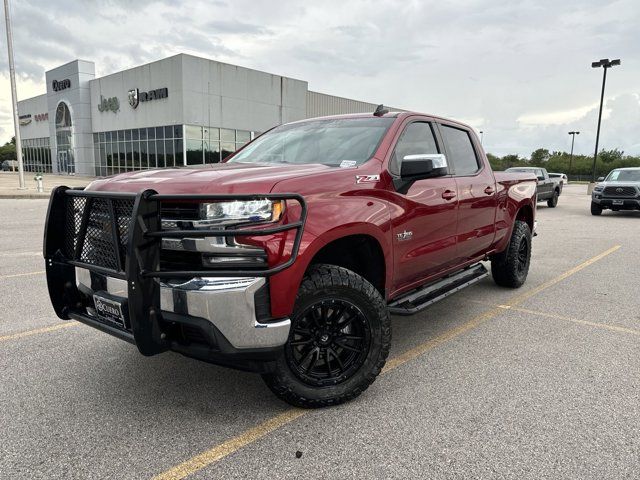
[1,183,639,479]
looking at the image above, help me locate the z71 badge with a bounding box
[355,174,380,184]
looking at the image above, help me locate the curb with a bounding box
[0,194,52,199]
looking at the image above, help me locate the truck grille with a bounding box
[64,196,135,271]
[603,186,637,197]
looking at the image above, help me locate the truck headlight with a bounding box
[201,200,285,223]
[593,186,604,193]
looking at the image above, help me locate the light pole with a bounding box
[568,131,579,173]
[2,0,25,189]
[479,130,484,145]
[590,58,620,183]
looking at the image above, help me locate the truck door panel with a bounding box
[389,121,458,288]
[438,123,497,262]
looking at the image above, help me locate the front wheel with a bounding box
[491,220,532,288]
[262,264,391,408]
[591,202,603,216]
[547,190,559,208]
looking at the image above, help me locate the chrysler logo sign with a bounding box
[127,87,168,109]
[52,79,71,92]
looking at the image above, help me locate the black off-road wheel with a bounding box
[262,264,391,408]
[591,202,603,216]
[547,190,559,208]
[491,220,532,288]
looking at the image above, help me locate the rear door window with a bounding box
[440,125,480,176]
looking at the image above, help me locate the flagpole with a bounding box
[3,0,26,189]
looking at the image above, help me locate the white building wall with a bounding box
[90,55,183,133]
[17,94,49,139]
[45,60,96,176]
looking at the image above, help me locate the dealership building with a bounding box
[17,54,399,177]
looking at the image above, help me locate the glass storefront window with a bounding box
[148,127,156,141]
[208,128,220,142]
[221,142,235,160]
[236,130,251,143]
[187,139,203,165]
[205,141,220,164]
[125,129,132,141]
[186,125,202,139]
[140,139,148,169]
[221,129,235,142]
[156,127,164,140]
[156,139,165,168]
[165,139,174,167]
[173,125,183,138]
[132,129,139,141]
[139,128,147,140]
[148,138,156,168]
[175,139,183,166]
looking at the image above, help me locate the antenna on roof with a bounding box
[373,104,389,117]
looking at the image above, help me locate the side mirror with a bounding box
[597,177,605,182]
[400,154,448,180]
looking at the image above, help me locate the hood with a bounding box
[87,162,333,195]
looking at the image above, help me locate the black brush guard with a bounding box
[44,186,307,356]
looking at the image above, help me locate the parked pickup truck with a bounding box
[591,167,640,215]
[44,108,537,407]
[505,166,561,207]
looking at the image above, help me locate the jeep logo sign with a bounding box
[52,79,71,92]
[97,95,120,113]
[127,87,168,109]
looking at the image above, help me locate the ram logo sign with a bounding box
[128,87,169,109]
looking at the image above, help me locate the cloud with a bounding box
[0,0,638,157]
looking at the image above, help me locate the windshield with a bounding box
[605,169,640,182]
[228,117,394,167]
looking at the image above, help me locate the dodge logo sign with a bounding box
[128,87,168,108]
[128,88,139,109]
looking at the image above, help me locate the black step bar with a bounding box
[388,263,489,316]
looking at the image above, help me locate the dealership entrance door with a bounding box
[55,102,75,175]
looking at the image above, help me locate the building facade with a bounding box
[17,54,399,176]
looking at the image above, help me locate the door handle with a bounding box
[442,190,457,200]
[484,186,495,195]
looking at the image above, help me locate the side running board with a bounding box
[388,263,489,316]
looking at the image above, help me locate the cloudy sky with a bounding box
[1,0,639,157]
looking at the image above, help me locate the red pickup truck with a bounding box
[44,109,537,407]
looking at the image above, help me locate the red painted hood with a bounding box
[87,162,333,195]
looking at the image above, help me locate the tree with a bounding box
[599,148,624,164]
[529,148,550,165]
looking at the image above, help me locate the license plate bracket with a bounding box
[92,292,129,330]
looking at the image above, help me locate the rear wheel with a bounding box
[591,202,603,216]
[491,220,532,288]
[547,190,559,208]
[262,264,391,408]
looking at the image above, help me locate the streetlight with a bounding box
[568,131,579,173]
[479,130,484,145]
[590,58,621,183]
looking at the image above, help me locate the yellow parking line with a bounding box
[0,270,45,280]
[0,322,78,342]
[151,244,622,480]
[497,304,640,338]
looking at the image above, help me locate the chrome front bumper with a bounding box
[75,267,290,350]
